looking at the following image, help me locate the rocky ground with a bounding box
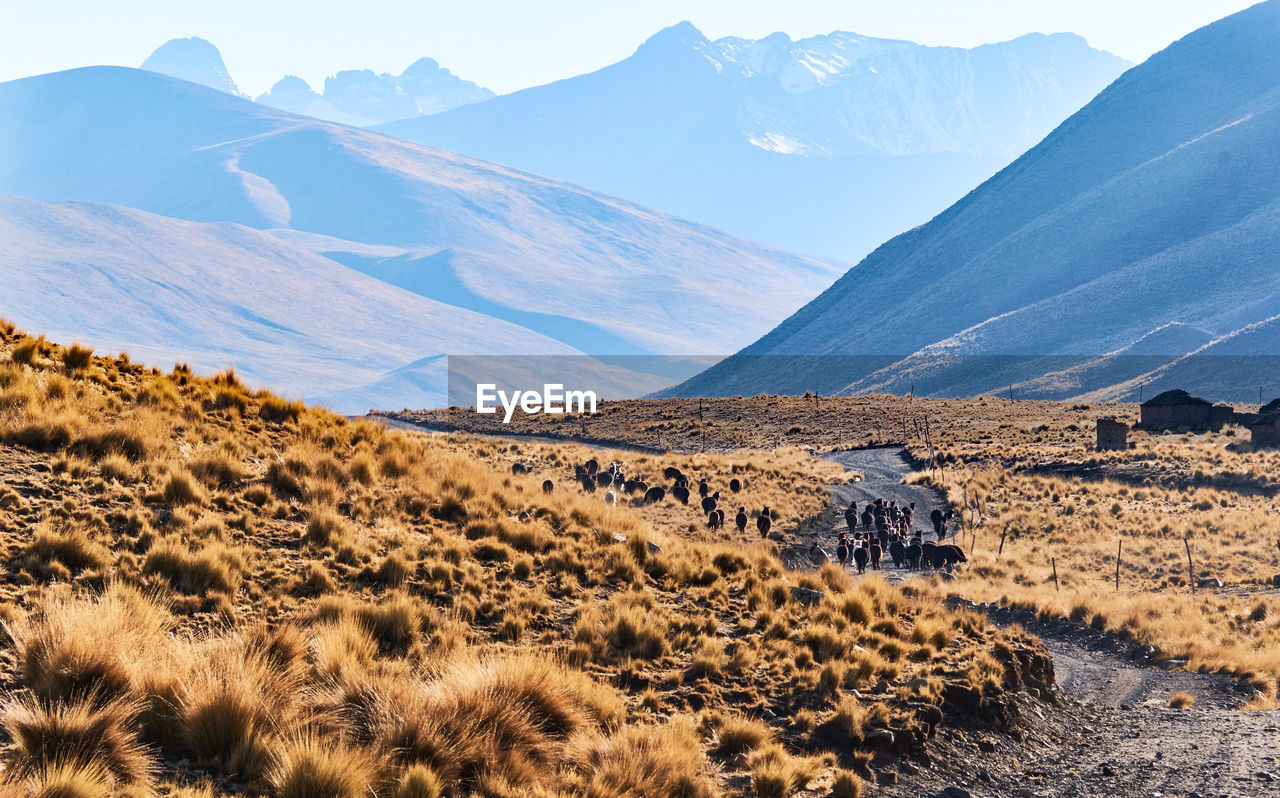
[880,615,1280,798]
[816,448,1280,798]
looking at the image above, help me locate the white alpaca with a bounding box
[604,490,617,506]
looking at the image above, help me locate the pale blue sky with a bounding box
[0,0,1259,96]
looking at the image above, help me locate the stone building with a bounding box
[1096,418,1129,451]
[1250,411,1280,447]
[1139,389,1231,431]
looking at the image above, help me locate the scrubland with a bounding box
[921,429,1280,707]
[0,324,1049,797]
[387,394,1133,456]
[399,396,1280,708]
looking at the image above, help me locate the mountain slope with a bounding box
[377,24,1128,259]
[0,194,672,413]
[0,66,839,360]
[671,0,1280,404]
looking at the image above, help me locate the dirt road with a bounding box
[821,447,947,529]
[794,447,950,573]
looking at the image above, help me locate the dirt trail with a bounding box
[818,448,1280,797]
[822,446,948,519]
[797,447,949,576]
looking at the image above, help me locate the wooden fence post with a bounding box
[1185,537,1195,592]
[1052,557,1059,592]
[1115,540,1123,591]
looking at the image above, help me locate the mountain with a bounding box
[141,37,243,96]
[376,23,1129,260]
[0,66,840,400]
[0,195,671,413]
[256,57,494,125]
[668,1,1280,405]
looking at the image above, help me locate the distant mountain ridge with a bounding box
[668,0,1280,405]
[377,23,1129,260]
[140,37,493,125]
[255,57,494,126]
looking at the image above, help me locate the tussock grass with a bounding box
[268,730,379,798]
[1,694,153,786]
[0,323,1047,794]
[62,344,94,373]
[142,537,245,595]
[565,720,716,798]
[711,714,772,757]
[22,524,111,578]
[160,468,206,506]
[6,584,173,704]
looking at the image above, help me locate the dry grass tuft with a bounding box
[1,694,153,786]
[1169,692,1196,709]
[62,344,95,374]
[831,768,866,798]
[268,731,380,798]
[6,585,172,704]
[750,742,822,798]
[565,720,717,798]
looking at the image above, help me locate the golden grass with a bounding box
[0,323,1048,794]
[922,450,1280,702]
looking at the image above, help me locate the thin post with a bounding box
[1185,537,1195,592]
[1115,540,1123,591]
[998,527,1008,559]
[1052,557,1059,592]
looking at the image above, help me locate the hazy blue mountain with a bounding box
[141,37,244,96]
[256,56,494,125]
[0,195,670,413]
[669,1,1280,405]
[376,23,1129,260]
[0,66,840,389]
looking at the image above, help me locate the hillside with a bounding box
[377,23,1128,260]
[0,195,676,413]
[0,325,1054,795]
[0,66,840,400]
[671,0,1280,404]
